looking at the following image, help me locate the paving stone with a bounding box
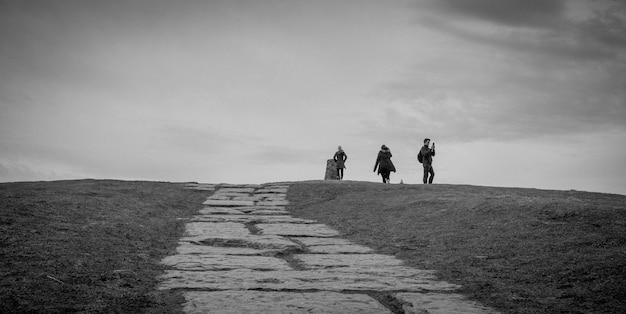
[292,237,358,246]
[237,206,288,214]
[217,187,256,193]
[202,199,255,207]
[292,237,374,253]
[183,235,302,251]
[232,196,262,201]
[212,191,254,197]
[308,244,373,254]
[198,207,246,215]
[257,223,340,237]
[257,200,290,206]
[161,254,292,271]
[182,291,392,314]
[159,269,459,292]
[205,195,230,200]
[395,293,500,314]
[175,242,286,256]
[190,215,316,224]
[254,193,287,199]
[183,222,250,239]
[294,254,405,269]
[246,210,291,215]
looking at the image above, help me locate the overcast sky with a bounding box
[1,0,625,195]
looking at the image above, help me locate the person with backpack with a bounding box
[374,144,396,183]
[333,146,347,180]
[418,138,435,184]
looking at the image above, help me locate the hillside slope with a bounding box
[287,181,626,314]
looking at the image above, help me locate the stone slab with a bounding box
[257,200,290,206]
[254,193,287,199]
[395,293,500,314]
[257,223,340,237]
[214,185,254,193]
[182,235,302,251]
[184,222,250,237]
[292,237,374,253]
[202,199,255,207]
[175,242,285,256]
[232,196,262,201]
[159,269,459,292]
[307,244,374,254]
[190,215,316,224]
[294,254,404,269]
[161,254,292,271]
[256,188,289,193]
[182,291,391,314]
[199,207,246,215]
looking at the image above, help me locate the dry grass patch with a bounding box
[0,179,207,313]
[287,180,626,314]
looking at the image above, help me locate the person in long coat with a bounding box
[373,144,396,183]
[333,146,347,180]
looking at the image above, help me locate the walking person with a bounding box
[374,144,396,183]
[333,146,347,180]
[418,138,435,184]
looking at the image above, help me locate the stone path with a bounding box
[161,183,500,313]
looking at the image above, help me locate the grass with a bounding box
[0,179,206,313]
[1,179,624,313]
[286,180,626,314]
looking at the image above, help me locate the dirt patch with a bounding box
[286,181,626,314]
[0,179,207,313]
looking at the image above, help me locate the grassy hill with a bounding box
[287,181,626,314]
[1,179,624,313]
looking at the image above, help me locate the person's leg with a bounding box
[428,166,435,184]
[423,164,429,184]
[339,168,344,180]
[336,168,341,180]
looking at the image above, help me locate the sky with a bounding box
[1,0,625,195]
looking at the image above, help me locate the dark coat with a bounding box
[333,150,347,169]
[374,149,396,173]
[420,145,435,164]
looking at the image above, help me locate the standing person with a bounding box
[418,138,436,184]
[373,144,396,183]
[333,146,347,180]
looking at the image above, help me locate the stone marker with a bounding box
[325,159,338,180]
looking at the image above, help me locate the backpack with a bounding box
[417,151,423,163]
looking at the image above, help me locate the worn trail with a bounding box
[159,183,499,313]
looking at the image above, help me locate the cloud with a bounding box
[372,0,626,142]
[420,0,566,28]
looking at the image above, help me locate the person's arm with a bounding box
[374,155,380,172]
